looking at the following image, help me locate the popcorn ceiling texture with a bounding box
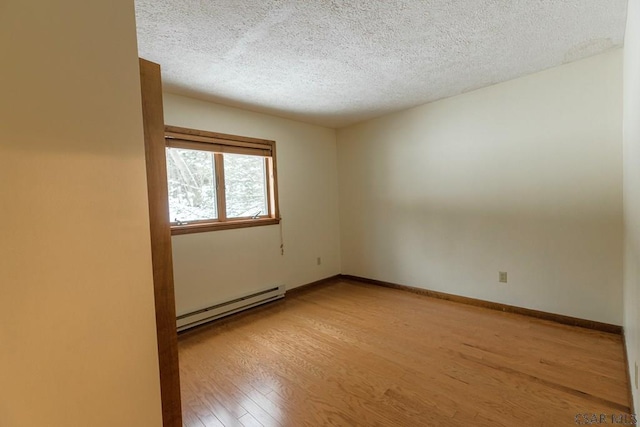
[135,0,627,128]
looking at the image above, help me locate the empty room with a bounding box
[2,0,640,426]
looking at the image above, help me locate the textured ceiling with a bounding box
[135,0,627,128]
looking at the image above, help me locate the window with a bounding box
[165,125,280,234]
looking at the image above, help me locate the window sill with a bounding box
[170,217,281,235]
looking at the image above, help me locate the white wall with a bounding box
[623,0,640,412]
[0,1,162,426]
[337,50,623,325]
[163,94,341,315]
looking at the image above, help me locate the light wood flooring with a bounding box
[178,280,632,426]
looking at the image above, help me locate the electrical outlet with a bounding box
[317,257,322,266]
[635,362,638,389]
[499,272,508,283]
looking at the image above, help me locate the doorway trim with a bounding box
[139,58,183,427]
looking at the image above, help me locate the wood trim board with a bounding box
[340,274,623,335]
[621,330,637,416]
[165,124,275,146]
[284,275,342,297]
[171,217,281,235]
[139,58,182,427]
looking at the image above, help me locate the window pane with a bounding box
[166,147,217,222]
[224,153,268,218]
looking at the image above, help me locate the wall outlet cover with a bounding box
[499,271,508,283]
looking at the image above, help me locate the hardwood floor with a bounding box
[178,280,632,427]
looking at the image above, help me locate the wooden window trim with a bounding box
[165,125,281,235]
[171,218,281,235]
[166,138,271,157]
[214,153,226,222]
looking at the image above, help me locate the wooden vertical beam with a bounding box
[139,58,182,427]
[214,153,227,221]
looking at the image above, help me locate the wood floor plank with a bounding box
[178,280,632,426]
[238,413,263,427]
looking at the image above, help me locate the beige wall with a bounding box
[163,93,341,315]
[623,0,640,412]
[337,49,623,325]
[0,1,162,426]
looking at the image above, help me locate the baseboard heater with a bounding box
[176,285,285,332]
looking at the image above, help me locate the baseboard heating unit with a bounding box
[176,285,286,332]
